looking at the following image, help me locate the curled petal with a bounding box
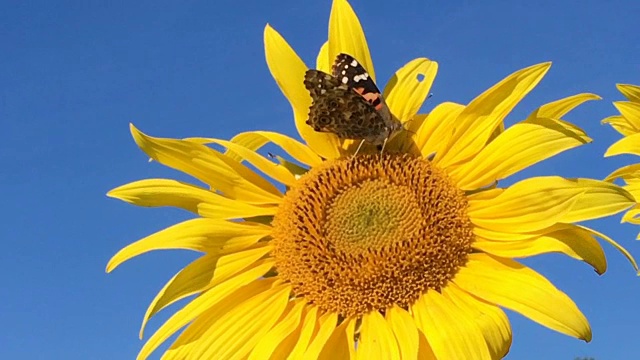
[383,58,438,123]
[601,115,637,136]
[613,101,640,130]
[618,83,640,102]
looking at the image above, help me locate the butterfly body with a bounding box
[304,54,402,147]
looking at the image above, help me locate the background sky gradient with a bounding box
[2,0,639,359]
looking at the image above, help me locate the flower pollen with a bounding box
[272,154,474,317]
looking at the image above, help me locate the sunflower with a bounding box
[603,83,640,231]
[107,1,639,359]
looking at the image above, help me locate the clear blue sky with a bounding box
[2,0,639,359]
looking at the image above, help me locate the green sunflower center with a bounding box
[271,154,473,317]
[325,180,422,254]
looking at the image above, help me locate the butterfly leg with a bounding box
[379,136,389,156]
[351,139,366,158]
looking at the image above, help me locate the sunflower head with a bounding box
[272,154,474,317]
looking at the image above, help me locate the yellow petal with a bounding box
[304,312,340,358]
[438,63,551,168]
[467,188,504,202]
[328,0,375,81]
[248,300,307,360]
[108,179,278,219]
[601,115,637,136]
[623,205,640,225]
[130,124,282,204]
[386,306,419,360]
[163,280,278,359]
[618,83,640,103]
[559,178,634,223]
[190,282,291,359]
[357,311,400,360]
[473,226,606,275]
[272,155,309,179]
[454,253,591,341]
[415,102,465,159]
[605,132,640,157]
[614,101,640,129]
[189,134,312,178]
[106,218,270,272]
[412,290,492,359]
[604,163,640,182]
[264,25,341,159]
[467,176,584,233]
[139,245,272,339]
[383,58,438,122]
[318,317,357,360]
[288,306,319,357]
[416,331,437,360]
[204,138,296,186]
[137,261,274,360]
[190,131,322,167]
[443,284,512,359]
[577,225,639,273]
[451,117,591,190]
[527,93,601,120]
[625,180,640,198]
[316,41,330,73]
[388,113,428,155]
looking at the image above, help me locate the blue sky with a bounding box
[2,0,639,358]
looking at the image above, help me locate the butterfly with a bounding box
[304,53,402,156]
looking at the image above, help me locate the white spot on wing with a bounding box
[342,76,349,84]
[351,60,358,67]
[353,73,369,82]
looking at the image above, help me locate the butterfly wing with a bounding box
[332,54,399,132]
[332,54,386,109]
[304,70,387,143]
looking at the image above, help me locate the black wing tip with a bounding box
[336,53,355,61]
